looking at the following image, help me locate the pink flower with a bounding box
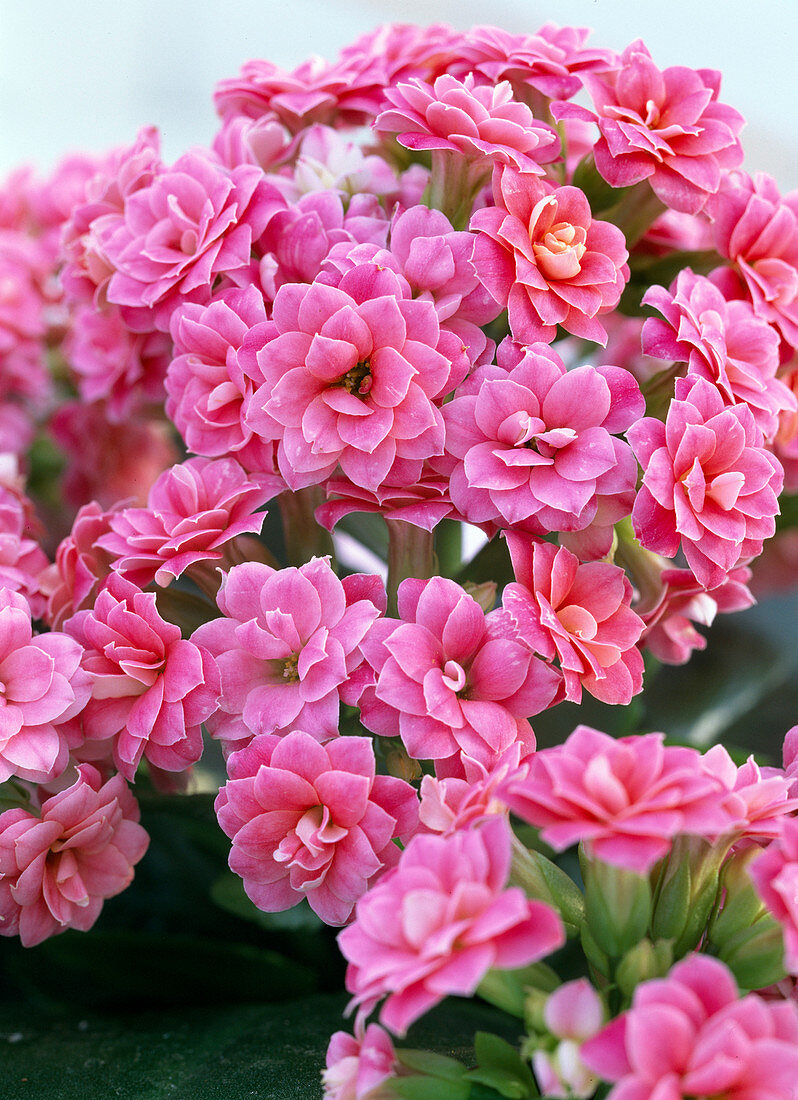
[471,168,628,346]
[40,501,117,631]
[750,817,798,974]
[701,744,798,843]
[375,73,559,174]
[532,979,604,1099]
[628,375,783,589]
[245,268,456,493]
[66,573,220,781]
[0,588,90,785]
[338,816,564,1035]
[582,954,798,1098]
[98,456,278,588]
[503,725,736,874]
[103,152,279,331]
[216,730,418,926]
[502,535,644,705]
[323,1023,398,1100]
[361,576,560,766]
[442,349,642,533]
[192,559,383,750]
[418,745,525,835]
[642,270,792,441]
[553,41,744,214]
[0,763,149,947]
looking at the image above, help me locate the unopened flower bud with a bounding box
[583,857,652,959]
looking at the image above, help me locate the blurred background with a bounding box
[0,0,796,189]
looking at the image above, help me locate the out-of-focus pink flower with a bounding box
[98,456,278,588]
[629,375,783,589]
[442,349,642,535]
[709,172,798,352]
[338,816,564,1035]
[193,559,383,751]
[532,979,604,1099]
[751,817,798,974]
[643,270,793,441]
[582,954,798,1097]
[216,730,418,926]
[375,73,559,174]
[40,501,117,631]
[0,489,50,619]
[0,588,90,784]
[502,535,644,705]
[471,168,628,346]
[360,576,560,766]
[323,1022,399,1100]
[66,573,220,781]
[553,41,744,214]
[0,763,149,947]
[503,725,736,874]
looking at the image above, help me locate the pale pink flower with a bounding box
[582,954,798,1098]
[471,168,628,346]
[65,573,220,781]
[360,576,560,766]
[553,41,744,214]
[97,456,278,588]
[0,588,90,785]
[323,1023,399,1100]
[502,725,736,874]
[532,979,604,1099]
[502,534,644,705]
[442,348,642,534]
[216,730,418,926]
[338,816,564,1035]
[750,817,798,974]
[192,559,383,750]
[0,763,149,947]
[375,73,559,174]
[628,374,783,589]
[643,270,793,441]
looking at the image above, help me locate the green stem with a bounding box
[278,487,335,567]
[385,519,434,616]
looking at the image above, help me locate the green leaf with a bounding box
[397,1050,468,1079]
[392,1080,472,1100]
[468,1032,537,1098]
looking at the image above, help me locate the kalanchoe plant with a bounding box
[2,18,798,1100]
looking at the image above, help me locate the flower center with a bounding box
[282,654,300,682]
[340,360,373,398]
[441,659,467,693]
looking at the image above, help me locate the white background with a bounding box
[0,0,795,188]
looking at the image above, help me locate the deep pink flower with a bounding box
[361,576,560,766]
[0,588,90,785]
[628,374,784,589]
[502,535,644,705]
[643,270,793,441]
[0,763,149,947]
[216,730,418,926]
[317,461,455,534]
[103,152,279,331]
[192,559,383,750]
[323,1022,399,1100]
[471,167,628,346]
[750,817,798,974]
[338,816,564,1035]
[553,41,744,214]
[582,954,798,1098]
[442,348,643,534]
[503,725,735,874]
[98,456,278,588]
[375,73,559,174]
[66,573,220,781]
[245,268,456,493]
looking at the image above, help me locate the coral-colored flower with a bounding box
[323,1022,399,1100]
[66,573,220,781]
[502,534,644,705]
[339,816,564,1035]
[629,374,783,589]
[471,167,628,346]
[361,576,560,766]
[98,456,278,588]
[216,730,418,926]
[0,588,90,785]
[193,559,383,750]
[582,954,798,1098]
[375,73,559,173]
[750,817,798,974]
[503,725,735,873]
[0,764,149,947]
[553,41,744,214]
